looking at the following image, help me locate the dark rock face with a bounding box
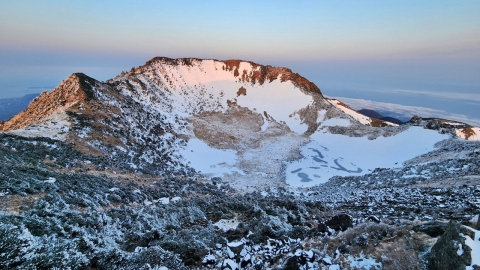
[357,109,383,120]
[428,221,472,270]
[284,257,300,270]
[426,119,443,130]
[325,214,353,231]
[413,221,449,237]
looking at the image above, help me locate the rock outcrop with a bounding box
[428,221,472,270]
[0,73,97,131]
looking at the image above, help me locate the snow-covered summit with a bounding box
[0,57,476,190]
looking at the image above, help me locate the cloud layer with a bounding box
[384,89,480,102]
[331,96,480,126]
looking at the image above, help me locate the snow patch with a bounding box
[328,98,372,125]
[44,177,56,183]
[463,226,480,270]
[321,118,351,127]
[158,197,170,205]
[347,252,382,269]
[213,218,240,232]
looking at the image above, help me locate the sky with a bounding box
[1,0,479,124]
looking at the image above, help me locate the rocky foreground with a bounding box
[0,131,479,269]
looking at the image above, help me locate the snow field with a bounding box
[157,61,451,190]
[286,126,450,188]
[179,138,243,177]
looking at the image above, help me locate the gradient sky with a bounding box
[1,1,479,123]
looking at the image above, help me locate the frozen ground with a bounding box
[286,126,449,188]
[5,110,70,141]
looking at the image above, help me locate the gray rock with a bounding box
[326,214,353,231]
[413,221,448,237]
[428,221,472,270]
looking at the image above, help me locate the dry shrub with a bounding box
[310,222,424,269]
[380,243,422,270]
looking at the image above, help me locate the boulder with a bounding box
[413,221,448,237]
[428,221,472,270]
[326,214,353,231]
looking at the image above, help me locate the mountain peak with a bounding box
[131,57,322,95]
[0,73,98,131]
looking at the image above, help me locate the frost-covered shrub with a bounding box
[0,224,35,268]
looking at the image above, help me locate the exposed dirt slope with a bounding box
[0,73,96,131]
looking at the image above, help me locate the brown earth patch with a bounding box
[460,127,476,140]
[370,118,392,127]
[0,193,46,214]
[223,60,241,71]
[236,86,247,97]
[311,222,423,269]
[226,99,237,107]
[190,107,264,150]
[294,105,320,135]
[221,59,321,94]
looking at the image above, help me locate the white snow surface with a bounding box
[464,226,480,270]
[231,79,313,133]
[158,197,169,205]
[130,59,314,135]
[347,252,382,269]
[327,98,373,125]
[321,117,351,127]
[286,126,449,188]
[179,138,243,177]
[213,218,240,232]
[44,177,56,183]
